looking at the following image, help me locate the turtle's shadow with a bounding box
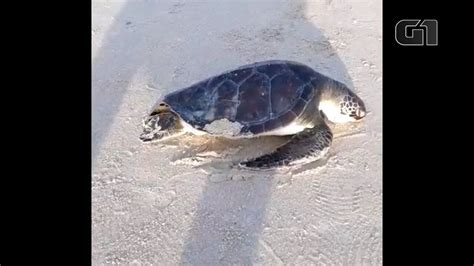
[166,134,289,168]
[92,0,354,264]
[164,132,328,179]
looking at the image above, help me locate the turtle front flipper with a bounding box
[140,111,185,142]
[240,123,332,169]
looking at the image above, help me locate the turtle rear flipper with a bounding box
[240,123,332,169]
[140,111,184,142]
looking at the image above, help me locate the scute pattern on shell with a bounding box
[163,60,327,136]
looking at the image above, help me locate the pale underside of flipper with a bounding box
[139,111,184,142]
[239,123,332,169]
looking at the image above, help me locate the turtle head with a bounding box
[319,81,366,123]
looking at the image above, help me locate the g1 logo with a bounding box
[395,19,438,46]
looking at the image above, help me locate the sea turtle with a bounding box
[140,60,366,169]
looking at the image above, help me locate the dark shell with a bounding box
[163,60,327,135]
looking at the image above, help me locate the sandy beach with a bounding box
[92,0,382,264]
